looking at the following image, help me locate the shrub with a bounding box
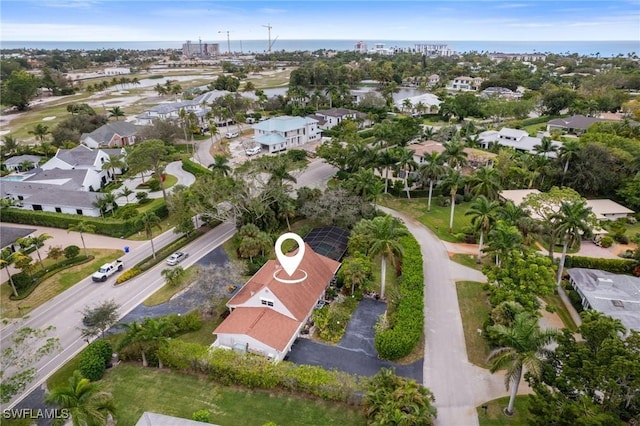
[599,235,614,248]
[614,234,629,244]
[165,311,202,334]
[564,255,637,275]
[181,159,211,177]
[114,204,138,220]
[115,267,142,284]
[64,245,80,259]
[374,234,424,360]
[146,178,161,192]
[79,351,106,381]
[286,149,308,162]
[10,272,34,293]
[192,410,211,423]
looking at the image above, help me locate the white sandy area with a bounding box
[42,116,56,121]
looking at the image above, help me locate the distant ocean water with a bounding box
[1,40,639,57]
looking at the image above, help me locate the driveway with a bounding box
[115,161,195,204]
[286,298,423,382]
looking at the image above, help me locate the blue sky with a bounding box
[1,0,639,41]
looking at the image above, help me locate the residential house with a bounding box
[411,141,497,169]
[567,268,640,332]
[0,225,36,253]
[104,67,130,76]
[252,116,320,153]
[546,114,605,135]
[489,53,547,62]
[478,128,562,157]
[3,155,42,172]
[350,88,385,106]
[0,146,125,217]
[369,43,394,55]
[428,74,440,86]
[213,244,341,361]
[80,122,140,148]
[308,108,370,130]
[447,76,484,91]
[394,93,441,115]
[480,87,522,99]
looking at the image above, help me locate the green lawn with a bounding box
[477,395,530,425]
[542,292,578,332]
[456,281,492,368]
[143,265,201,306]
[450,253,484,271]
[103,364,366,426]
[378,195,472,243]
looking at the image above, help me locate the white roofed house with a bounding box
[478,128,562,157]
[252,116,320,153]
[394,93,441,115]
[3,155,42,172]
[447,76,484,91]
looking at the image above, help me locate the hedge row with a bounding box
[564,255,639,275]
[181,159,211,177]
[1,202,168,238]
[79,340,113,382]
[374,234,424,360]
[159,340,367,404]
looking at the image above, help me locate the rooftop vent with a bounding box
[611,300,624,308]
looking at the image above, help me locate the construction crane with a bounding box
[218,30,231,55]
[262,23,273,53]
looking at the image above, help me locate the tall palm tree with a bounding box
[324,84,339,108]
[552,200,594,286]
[208,154,231,177]
[469,166,502,200]
[102,193,118,213]
[441,168,466,233]
[30,233,53,269]
[0,248,20,297]
[465,196,499,263]
[394,147,418,199]
[533,136,558,158]
[137,212,162,259]
[488,312,559,416]
[418,152,445,212]
[108,106,125,121]
[29,123,50,143]
[347,168,378,201]
[118,320,148,366]
[558,139,581,183]
[45,370,116,426]
[1,135,19,155]
[101,154,124,183]
[374,149,397,193]
[365,215,408,299]
[264,157,297,187]
[68,222,96,257]
[442,139,468,170]
[18,160,35,172]
[485,221,524,267]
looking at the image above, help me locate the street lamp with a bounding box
[218,30,231,55]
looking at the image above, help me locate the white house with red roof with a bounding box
[213,243,340,361]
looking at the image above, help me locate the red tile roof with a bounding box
[213,307,300,352]
[227,243,340,321]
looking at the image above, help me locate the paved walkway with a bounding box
[115,161,196,205]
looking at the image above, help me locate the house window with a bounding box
[76,209,83,215]
[17,195,24,201]
[33,205,43,211]
[55,207,62,213]
[260,298,274,307]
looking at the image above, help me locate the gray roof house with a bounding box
[478,128,562,157]
[3,155,42,172]
[547,115,605,134]
[253,116,320,153]
[80,122,140,148]
[308,108,370,130]
[568,268,640,332]
[0,225,36,252]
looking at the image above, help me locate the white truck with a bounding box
[92,259,124,282]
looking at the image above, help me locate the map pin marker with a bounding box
[275,232,305,277]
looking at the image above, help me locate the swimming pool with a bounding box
[0,175,27,182]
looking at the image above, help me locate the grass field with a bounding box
[477,395,530,425]
[543,292,578,332]
[1,249,123,318]
[379,195,473,242]
[102,364,366,426]
[450,253,484,270]
[456,281,492,368]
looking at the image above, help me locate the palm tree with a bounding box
[0,248,20,297]
[108,106,125,121]
[533,136,558,158]
[465,196,499,263]
[394,147,418,199]
[418,152,445,212]
[68,222,95,257]
[347,168,378,201]
[45,370,116,426]
[119,187,134,203]
[93,196,109,218]
[137,212,161,259]
[374,149,397,194]
[488,312,559,416]
[178,108,189,142]
[552,200,594,287]
[485,221,523,267]
[102,192,118,214]
[365,215,408,299]
[1,135,19,155]
[18,160,34,172]
[101,154,124,183]
[324,84,339,108]
[558,139,581,183]
[208,154,231,177]
[442,139,468,170]
[118,320,148,366]
[469,166,502,200]
[264,158,297,187]
[441,168,466,233]
[28,233,53,269]
[29,123,50,143]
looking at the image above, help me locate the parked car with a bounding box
[166,251,188,266]
[225,131,239,139]
[91,259,124,282]
[245,146,261,156]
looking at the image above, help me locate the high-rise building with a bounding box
[354,41,368,53]
[182,40,220,58]
[414,43,457,57]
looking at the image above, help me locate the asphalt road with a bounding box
[1,222,236,409]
